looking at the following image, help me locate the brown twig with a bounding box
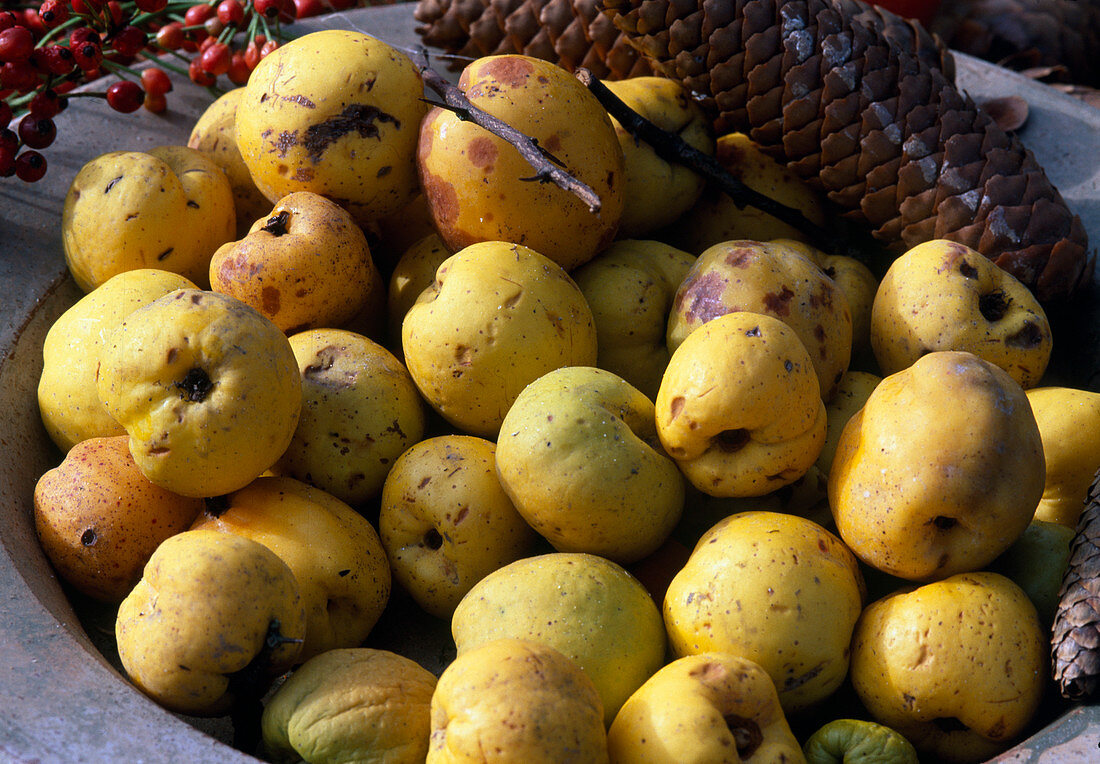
[412,48,603,214]
[574,67,845,254]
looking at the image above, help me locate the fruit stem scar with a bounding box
[174,367,214,402]
[261,210,291,236]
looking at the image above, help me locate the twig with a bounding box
[575,68,845,254]
[412,47,603,214]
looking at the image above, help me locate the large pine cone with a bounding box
[599,0,1091,303]
[1052,467,1100,701]
[932,0,1100,88]
[414,0,656,78]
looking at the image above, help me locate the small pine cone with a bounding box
[1052,467,1100,701]
[931,0,1100,88]
[600,0,1092,303]
[414,0,654,78]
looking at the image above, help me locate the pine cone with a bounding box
[414,0,655,78]
[599,0,1091,303]
[1052,466,1100,701]
[931,0,1100,88]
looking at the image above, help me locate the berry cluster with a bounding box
[1,0,378,182]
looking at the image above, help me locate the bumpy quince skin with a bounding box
[97,289,301,498]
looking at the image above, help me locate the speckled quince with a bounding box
[96,289,301,498]
[235,29,427,226]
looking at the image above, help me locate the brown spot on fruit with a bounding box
[1006,321,1044,348]
[421,172,459,230]
[261,286,281,316]
[543,133,562,154]
[669,396,686,419]
[281,94,316,108]
[959,260,980,279]
[467,136,498,170]
[301,104,400,162]
[763,285,795,315]
[681,270,729,324]
[724,714,763,759]
[274,130,297,158]
[480,56,534,88]
[724,247,755,269]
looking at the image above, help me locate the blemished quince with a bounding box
[603,76,714,239]
[663,133,827,253]
[418,54,624,272]
[452,552,666,725]
[191,476,391,662]
[668,239,852,400]
[62,145,235,292]
[571,239,696,400]
[428,638,608,764]
[262,648,437,764]
[37,268,197,453]
[871,239,1052,387]
[275,328,426,507]
[187,86,271,232]
[235,29,427,226]
[34,435,203,603]
[607,653,805,764]
[829,351,1045,581]
[379,435,536,619]
[1026,386,1100,527]
[656,311,827,497]
[96,289,301,498]
[495,365,684,564]
[115,529,306,716]
[850,572,1046,763]
[664,511,865,714]
[401,241,597,438]
[209,192,382,335]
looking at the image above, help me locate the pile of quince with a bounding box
[32,28,1100,764]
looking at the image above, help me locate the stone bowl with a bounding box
[2,5,1099,761]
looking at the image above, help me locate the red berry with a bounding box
[21,8,48,36]
[188,58,216,86]
[243,36,263,69]
[275,0,296,22]
[0,26,35,63]
[0,61,40,93]
[71,0,104,14]
[294,0,324,18]
[227,50,250,85]
[38,0,70,28]
[140,66,172,97]
[1,128,16,153]
[253,0,279,19]
[136,0,168,11]
[71,42,102,71]
[106,1,124,26]
[111,26,147,57]
[204,17,225,38]
[143,90,167,113]
[0,101,12,126]
[15,150,47,182]
[184,4,214,27]
[33,44,77,75]
[28,88,61,118]
[69,27,101,48]
[18,114,56,149]
[216,0,245,25]
[200,42,230,75]
[260,39,279,59]
[326,0,356,9]
[154,21,184,50]
[106,80,143,113]
[0,11,17,33]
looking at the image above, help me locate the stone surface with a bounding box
[1,5,1098,762]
